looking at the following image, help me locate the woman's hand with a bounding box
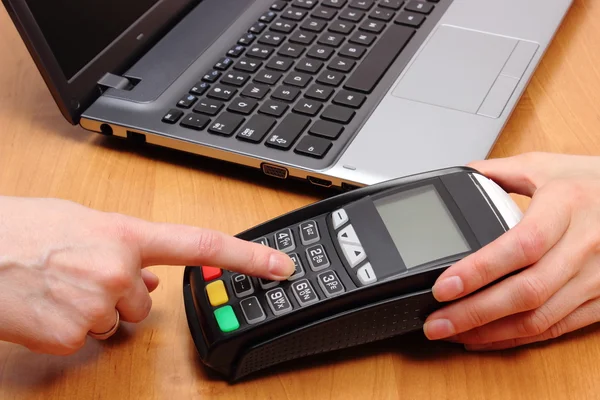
[423,152,600,350]
[0,196,294,355]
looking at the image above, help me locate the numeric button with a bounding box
[299,221,320,245]
[240,297,266,324]
[306,244,330,271]
[291,279,319,306]
[275,228,296,252]
[288,253,306,280]
[266,288,293,315]
[231,274,254,297]
[318,271,345,297]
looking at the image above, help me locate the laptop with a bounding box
[3,0,573,189]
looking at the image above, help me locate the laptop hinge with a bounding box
[97,73,137,91]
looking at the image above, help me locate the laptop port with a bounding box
[261,164,288,179]
[341,182,360,191]
[307,176,332,188]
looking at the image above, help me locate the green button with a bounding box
[214,306,240,333]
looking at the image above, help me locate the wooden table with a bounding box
[1,1,599,399]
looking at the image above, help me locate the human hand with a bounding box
[0,196,294,355]
[423,152,600,350]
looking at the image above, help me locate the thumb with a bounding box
[122,218,296,280]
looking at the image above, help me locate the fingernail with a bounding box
[432,276,464,301]
[423,319,456,340]
[268,253,294,279]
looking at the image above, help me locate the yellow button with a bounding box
[206,280,229,307]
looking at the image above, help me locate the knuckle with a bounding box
[514,225,547,265]
[195,230,224,262]
[518,308,553,337]
[464,304,487,329]
[548,320,567,340]
[85,300,113,323]
[99,263,132,293]
[51,326,87,355]
[470,254,493,287]
[515,275,550,310]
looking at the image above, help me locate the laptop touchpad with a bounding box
[392,25,529,116]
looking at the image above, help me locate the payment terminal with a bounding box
[183,167,523,381]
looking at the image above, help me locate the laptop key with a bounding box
[349,31,376,46]
[207,85,238,101]
[260,11,277,23]
[247,44,274,59]
[271,1,288,11]
[292,0,317,9]
[266,56,294,71]
[349,0,374,10]
[228,97,258,115]
[208,113,245,136]
[318,32,345,47]
[234,58,262,73]
[190,82,210,96]
[329,20,355,34]
[271,19,297,33]
[193,99,224,116]
[214,57,234,70]
[221,71,251,87]
[177,94,197,108]
[369,7,395,21]
[293,99,323,116]
[283,72,312,87]
[162,109,184,124]
[278,43,305,58]
[316,70,344,86]
[237,115,277,143]
[328,57,356,72]
[300,18,327,32]
[265,114,311,150]
[321,104,355,124]
[332,90,366,108]
[241,83,270,99]
[405,0,434,14]
[312,6,337,21]
[180,114,211,130]
[379,0,403,10]
[307,45,334,60]
[339,9,364,22]
[359,19,386,33]
[294,135,333,158]
[309,120,344,139]
[322,0,347,9]
[249,22,267,34]
[272,86,301,102]
[339,44,366,59]
[258,33,286,46]
[305,84,334,101]
[296,58,324,74]
[255,70,283,85]
[227,45,245,57]
[289,30,316,45]
[282,8,307,21]
[395,11,426,27]
[238,33,257,46]
[202,70,222,83]
[259,100,289,117]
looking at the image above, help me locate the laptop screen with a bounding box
[25,0,160,81]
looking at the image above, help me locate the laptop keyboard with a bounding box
[163,0,441,160]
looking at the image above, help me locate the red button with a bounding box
[202,266,222,281]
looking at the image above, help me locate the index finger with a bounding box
[123,219,295,280]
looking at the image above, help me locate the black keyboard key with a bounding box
[228,97,258,115]
[306,244,330,271]
[247,44,275,59]
[339,44,367,58]
[231,274,255,297]
[349,31,376,46]
[300,18,327,32]
[177,94,197,108]
[214,57,234,70]
[258,32,286,46]
[254,70,283,85]
[288,253,305,281]
[227,44,245,57]
[359,19,386,33]
[283,72,312,87]
[193,99,224,116]
[309,120,344,139]
[289,30,316,45]
[207,112,245,136]
[317,270,345,297]
[318,32,345,47]
[278,43,305,58]
[275,228,296,251]
[238,33,256,45]
[260,278,279,290]
[322,0,347,8]
[369,7,394,21]
[265,113,311,149]
[307,44,334,60]
[180,114,210,130]
[405,0,434,14]
[249,22,267,34]
[349,0,373,10]
[296,58,324,74]
[237,115,276,143]
[395,11,425,27]
[332,90,366,108]
[329,19,355,34]
[291,279,319,307]
[240,296,266,324]
[316,70,344,86]
[266,56,294,71]
[299,220,320,244]
[339,9,364,22]
[202,70,221,83]
[282,8,307,21]
[271,19,297,33]
[328,56,356,72]
[344,24,415,93]
[312,6,337,20]
[234,58,262,73]
[380,0,403,10]
[295,135,332,158]
[293,98,323,116]
[190,81,210,96]
[270,0,288,11]
[272,86,301,102]
[221,71,250,87]
[292,0,317,9]
[321,104,355,124]
[260,11,277,23]
[207,84,238,101]
[259,99,289,117]
[162,109,183,124]
[265,288,293,316]
[241,83,270,99]
[305,84,334,101]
